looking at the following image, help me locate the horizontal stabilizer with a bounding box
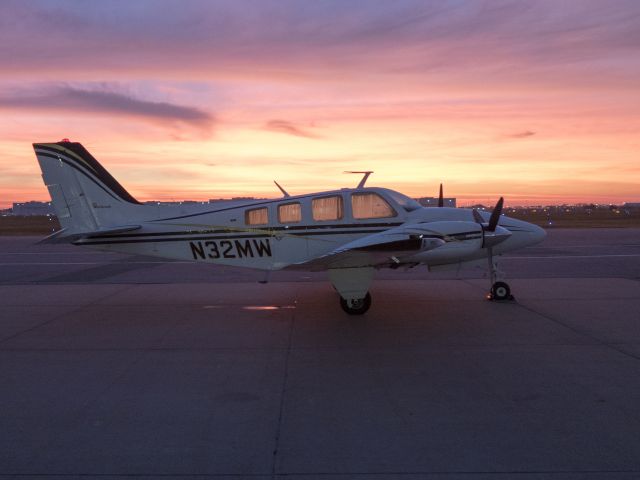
[38,225,141,244]
[84,225,141,237]
[37,228,72,244]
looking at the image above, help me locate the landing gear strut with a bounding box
[340,292,372,315]
[487,247,513,301]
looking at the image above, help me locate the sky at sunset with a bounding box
[1,0,639,208]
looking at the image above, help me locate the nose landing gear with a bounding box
[489,281,511,301]
[487,248,514,301]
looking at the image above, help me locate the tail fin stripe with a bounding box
[36,146,104,180]
[35,150,122,202]
[34,142,141,205]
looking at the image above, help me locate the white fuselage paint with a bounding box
[73,187,546,271]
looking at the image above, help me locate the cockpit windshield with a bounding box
[383,189,421,212]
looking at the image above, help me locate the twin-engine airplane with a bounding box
[33,140,545,314]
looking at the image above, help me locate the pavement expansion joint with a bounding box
[270,307,296,478]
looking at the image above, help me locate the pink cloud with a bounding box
[1,1,639,207]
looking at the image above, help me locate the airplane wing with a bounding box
[286,223,449,270]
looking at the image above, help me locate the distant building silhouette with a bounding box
[12,201,55,216]
[209,197,263,203]
[415,197,457,208]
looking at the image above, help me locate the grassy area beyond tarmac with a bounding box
[0,215,61,235]
[507,207,640,228]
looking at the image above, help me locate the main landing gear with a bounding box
[486,248,513,301]
[340,292,372,315]
[328,267,374,316]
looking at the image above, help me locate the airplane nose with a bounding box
[528,223,547,245]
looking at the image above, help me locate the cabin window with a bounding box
[351,192,396,219]
[278,202,302,223]
[245,207,268,226]
[312,195,343,221]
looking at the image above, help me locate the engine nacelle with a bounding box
[396,220,484,264]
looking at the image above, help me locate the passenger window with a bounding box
[312,195,343,221]
[278,202,302,223]
[245,207,268,225]
[351,193,396,219]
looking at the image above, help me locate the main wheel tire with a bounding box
[491,281,511,301]
[340,292,372,315]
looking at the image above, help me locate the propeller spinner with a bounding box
[472,197,511,248]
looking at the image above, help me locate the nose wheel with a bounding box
[340,292,372,315]
[489,281,512,301]
[487,247,514,301]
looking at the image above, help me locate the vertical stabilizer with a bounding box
[33,141,143,234]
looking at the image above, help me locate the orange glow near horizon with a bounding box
[1,2,639,208]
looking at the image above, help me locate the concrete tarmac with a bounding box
[1,228,639,479]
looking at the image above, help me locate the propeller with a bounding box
[471,197,511,292]
[472,197,509,248]
[487,196,504,231]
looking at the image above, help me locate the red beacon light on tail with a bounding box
[60,138,71,142]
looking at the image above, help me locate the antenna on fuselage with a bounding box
[273,180,290,197]
[344,171,373,189]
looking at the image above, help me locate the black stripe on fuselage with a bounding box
[84,222,406,240]
[75,229,389,245]
[75,229,481,246]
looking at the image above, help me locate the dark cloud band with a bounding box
[0,85,213,127]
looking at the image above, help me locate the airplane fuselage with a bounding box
[72,187,545,271]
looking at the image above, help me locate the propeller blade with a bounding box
[487,197,504,232]
[472,208,484,224]
[438,183,444,208]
